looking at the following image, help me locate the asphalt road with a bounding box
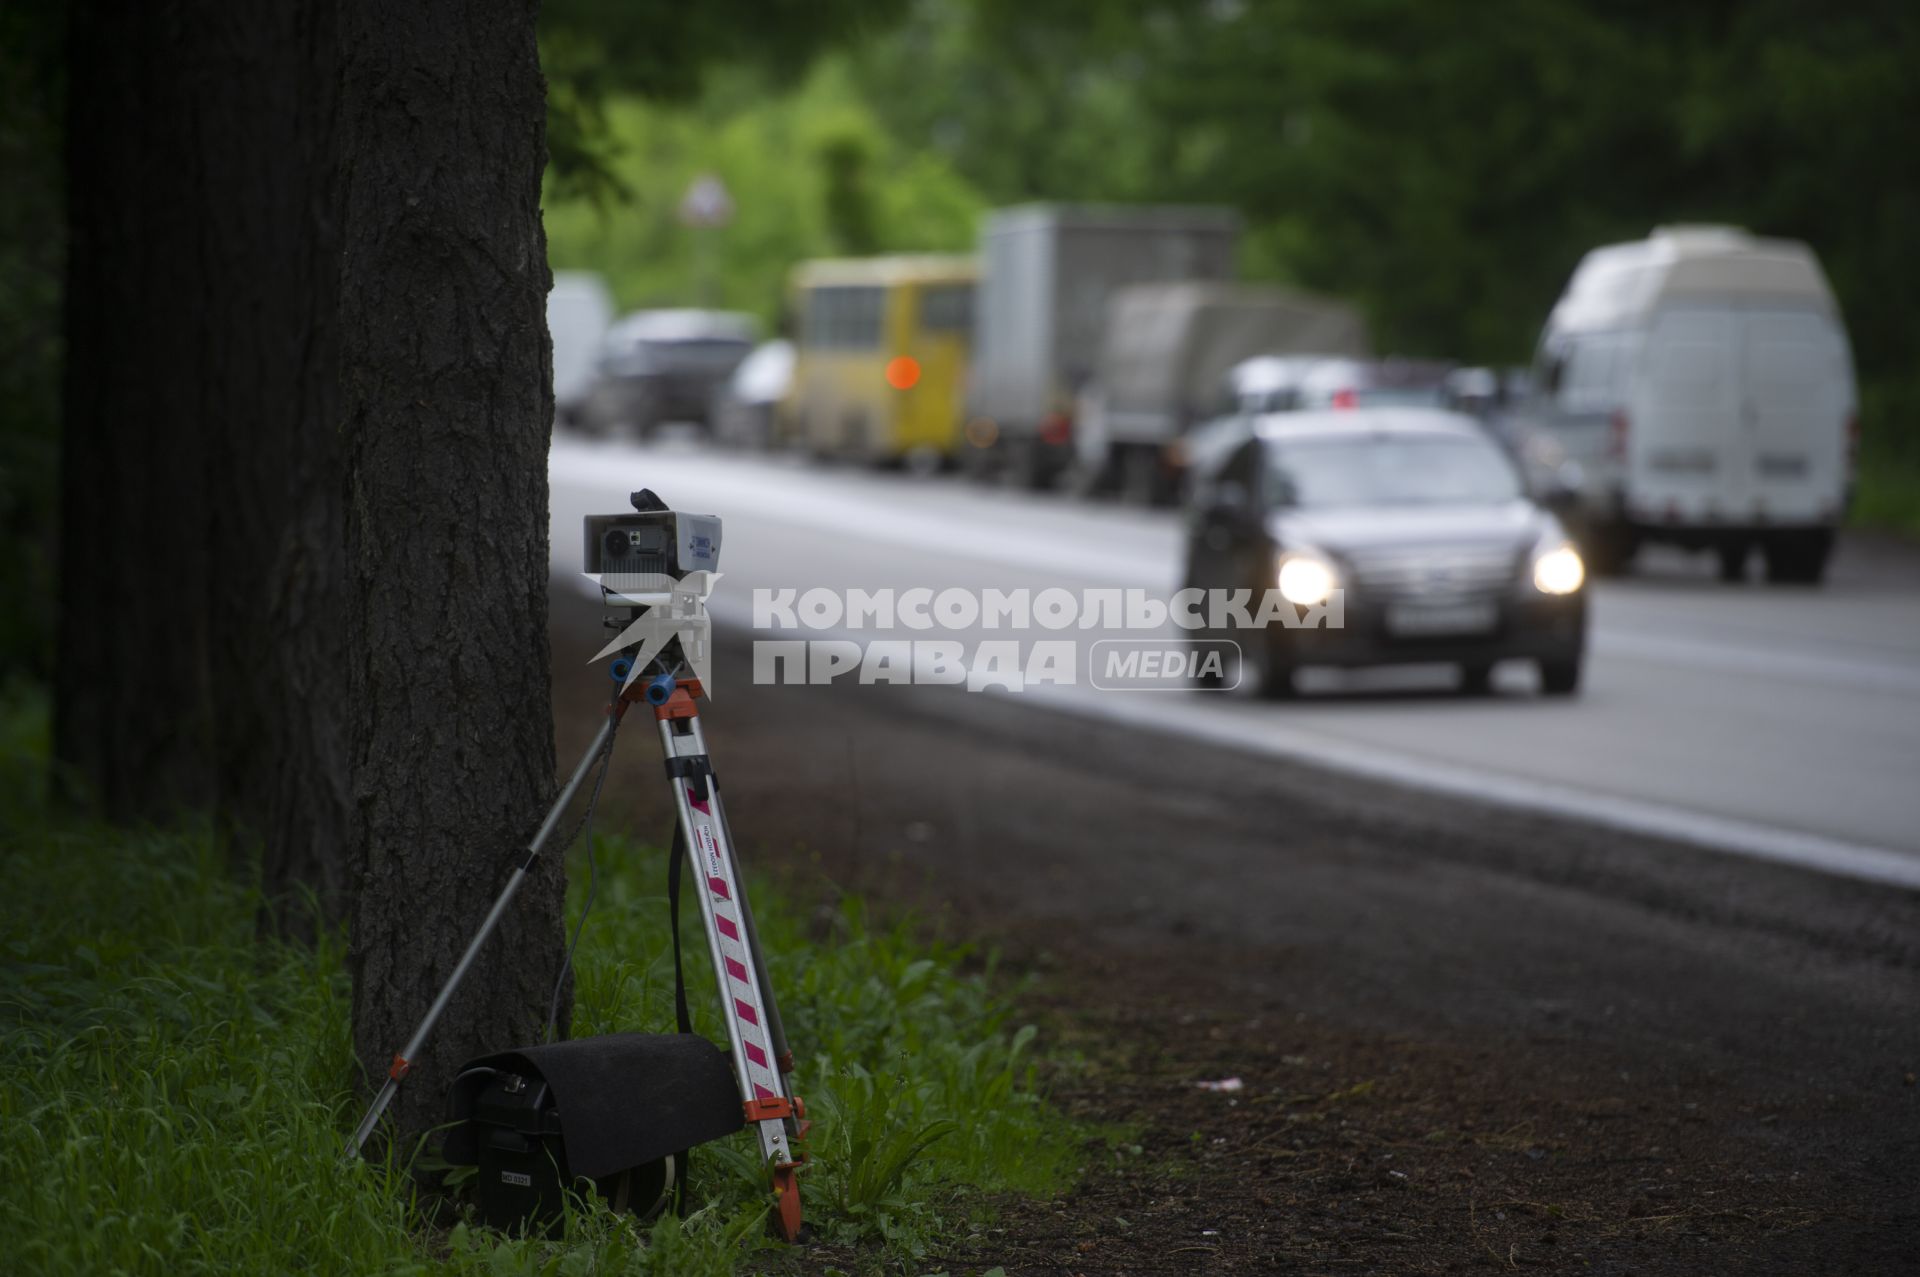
[550,433,1920,885]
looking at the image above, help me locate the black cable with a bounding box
[543,681,622,1043]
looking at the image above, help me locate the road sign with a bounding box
[679,174,734,229]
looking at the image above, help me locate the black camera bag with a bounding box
[445,1032,742,1235]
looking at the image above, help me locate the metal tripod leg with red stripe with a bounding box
[654,681,808,1242]
[344,707,623,1161]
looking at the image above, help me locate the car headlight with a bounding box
[1278,554,1338,607]
[1532,543,1585,595]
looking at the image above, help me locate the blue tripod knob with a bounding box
[643,672,678,706]
[609,657,634,683]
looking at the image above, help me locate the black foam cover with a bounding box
[445,1033,744,1179]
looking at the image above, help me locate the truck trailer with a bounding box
[965,204,1240,489]
[1077,281,1369,504]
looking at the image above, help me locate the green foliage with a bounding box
[852,0,1916,373]
[541,61,984,325]
[841,0,1920,526]
[1851,380,1920,535]
[889,1,1918,364]
[566,846,1079,1253]
[814,1070,959,1231]
[0,800,408,1274]
[847,0,1167,206]
[538,0,909,201]
[1852,460,1920,537]
[0,692,1079,1273]
[816,125,884,257]
[542,0,1920,526]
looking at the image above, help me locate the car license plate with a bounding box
[1386,600,1497,637]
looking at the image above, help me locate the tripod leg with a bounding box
[709,792,807,1242]
[658,714,804,1238]
[709,784,793,1077]
[343,713,619,1159]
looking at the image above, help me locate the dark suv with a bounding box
[580,310,756,438]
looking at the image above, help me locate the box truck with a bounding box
[1076,282,1369,503]
[965,204,1239,489]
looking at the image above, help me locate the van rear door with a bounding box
[1636,308,1744,522]
[1740,308,1852,524]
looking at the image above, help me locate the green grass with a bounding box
[0,690,1078,1274]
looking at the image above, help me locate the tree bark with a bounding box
[63,0,563,1145]
[336,0,562,1149]
[181,3,353,933]
[57,2,218,821]
[59,2,354,929]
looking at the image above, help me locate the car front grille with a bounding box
[1342,544,1521,598]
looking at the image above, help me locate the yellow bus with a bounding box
[782,255,977,465]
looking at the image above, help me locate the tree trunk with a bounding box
[63,0,561,1142]
[336,0,561,1150]
[180,2,352,934]
[59,2,355,928]
[57,2,218,821]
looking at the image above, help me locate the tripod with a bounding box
[344,630,808,1242]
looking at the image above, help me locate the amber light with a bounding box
[885,356,921,390]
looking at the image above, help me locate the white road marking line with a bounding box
[692,594,1920,891]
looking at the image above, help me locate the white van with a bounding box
[547,272,615,428]
[1527,226,1856,583]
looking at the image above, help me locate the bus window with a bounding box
[803,285,882,350]
[802,288,831,347]
[847,287,883,348]
[807,285,879,349]
[918,284,973,335]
